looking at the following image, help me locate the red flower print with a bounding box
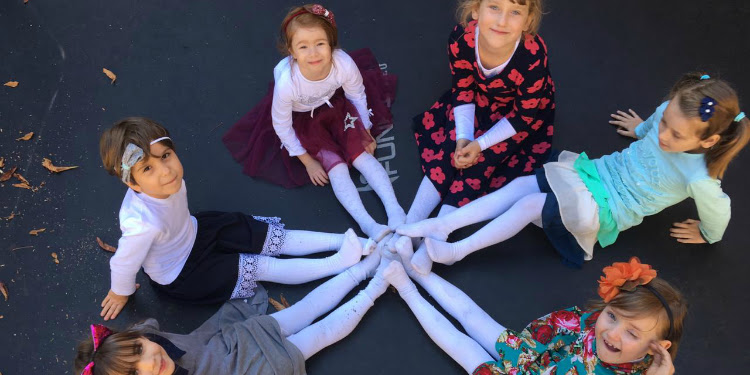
[457,76,475,88]
[531,324,554,344]
[532,142,551,154]
[457,90,474,103]
[547,125,554,136]
[527,78,545,94]
[450,180,464,194]
[477,152,486,163]
[490,176,507,188]
[550,310,581,332]
[465,178,481,190]
[421,165,426,174]
[476,93,489,108]
[454,60,472,70]
[431,127,447,145]
[422,112,435,130]
[490,142,508,155]
[521,98,540,109]
[430,101,444,110]
[449,128,456,141]
[490,112,502,122]
[524,156,536,172]
[430,167,446,184]
[508,69,525,86]
[508,155,519,168]
[478,83,487,92]
[512,131,529,143]
[531,120,544,131]
[450,41,459,57]
[457,197,471,207]
[447,105,455,121]
[473,364,493,375]
[539,97,551,109]
[528,59,540,70]
[421,148,445,163]
[464,31,476,48]
[524,35,540,55]
[483,166,496,178]
[521,115,534,124]
[488,78,506,89]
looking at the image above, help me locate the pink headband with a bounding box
[80,324,115,375]
[282,4,336,33]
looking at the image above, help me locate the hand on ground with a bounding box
[669,219,706,244]
[609,109,642,138]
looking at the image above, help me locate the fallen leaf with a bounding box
[16,132,33,141]
[0,166,17,182]
[4,212,15,221]
[42,158,78,173]
[280,294,290,308]
[0,157,4,168]
[102,68,117,84]
[0,282,8,301]
[29,228,46,236]
[12,173,31,189]
[4,81,18,88]
[51,252,59,264]
[25,0,30,3]
[96,237,117,253]
[269,297,287,311]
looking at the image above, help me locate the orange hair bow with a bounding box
[597,257,657,303]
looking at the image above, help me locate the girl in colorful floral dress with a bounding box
[386,239,685,375]
[392,0,554,259]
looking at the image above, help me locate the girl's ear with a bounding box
[647,340,672,355]
[699,134,721,149]
[471,5,479,20]
[126,180,142,193]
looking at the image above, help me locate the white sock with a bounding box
[397,175,540,239]
[286,269,388,359]
[328,164,391,241]
[255,229,363,284]
[352,153,406,229]
[404,176,442,224]
[383,261,493,373]
[282,230,373,256]
[426,193,546,266]
[409,203,455,274]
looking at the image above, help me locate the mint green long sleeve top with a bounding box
[592,101,730,243]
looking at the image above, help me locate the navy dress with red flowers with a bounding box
[414,21,555,207]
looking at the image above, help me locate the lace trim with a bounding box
[230,254,262,299]
[252,216,286,257]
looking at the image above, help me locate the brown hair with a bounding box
[278,4,339,55]
[667,72,750,179]
[74,329,145,375]
[588,278,688,360]
[99,117,174,184]
[456,0,544,36]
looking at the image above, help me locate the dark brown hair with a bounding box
[74,329,145,375]
[588,278,688,359]
[278,4,339,55]
[456,0,544,36]
[99,117,174,184]
[668,72,750,179]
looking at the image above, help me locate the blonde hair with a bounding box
[667,72,750,179]
[456,0,544,36]
[278,4,339,55]
[588,278,688,359]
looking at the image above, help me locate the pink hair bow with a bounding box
[81,324,115,375]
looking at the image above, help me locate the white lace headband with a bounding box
[120,137,171,183]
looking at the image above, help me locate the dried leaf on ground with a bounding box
[4,212,15,221]
[280,294,290,308]
[42,158,78,173]
[51,252,59,264]
[25,0,30,4]
[0,282,8,301]
[29,228,46,236]
[4,81,18,88]
[13,173,31,189]
[269,297,287,311]
[96,237,117,253]
[0,166,17,182]
[102,68,117,84]
[0,157,4,168]
[16,132,34,141]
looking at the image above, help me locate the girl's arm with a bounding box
[448,25,481,167]
[338,52,373,130]
[610,102,669,139]
[674,179,731,244]
[271,81,307,157]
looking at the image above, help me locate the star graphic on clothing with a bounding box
[344,113,358,131]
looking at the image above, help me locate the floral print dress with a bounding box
[414,21,555,207]
[473,307,652,375]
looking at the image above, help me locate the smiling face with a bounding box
[131,338,175,375]
[595,306,671,364]
[126,142,183,199]
[472,0,531,52]
[288,26,333,81]
[658,98,720,153]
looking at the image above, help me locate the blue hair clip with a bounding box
[736,112,746,122]
[700,74,711,80]
[699,97,716,122]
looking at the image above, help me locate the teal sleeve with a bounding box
[635,101,670,139]
[688,178,731,243]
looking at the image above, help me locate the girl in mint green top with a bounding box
[396,72,750,271]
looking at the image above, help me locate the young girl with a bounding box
[98,117,376,321]
[387,239,685,375]
[392,0,554,255]
[398,73,749,271]
[75,253,391,375]
[223,4,404,241]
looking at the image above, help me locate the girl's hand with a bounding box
[454,140,481,169]
[669,219,707,244]
[100,285,138,321]
[365,129,377,155]
[646,342,675,375]
[609,109,642,139]
[305,159,329,186]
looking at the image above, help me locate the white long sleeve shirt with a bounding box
[271,49,372,157]
[109,181,197,295]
